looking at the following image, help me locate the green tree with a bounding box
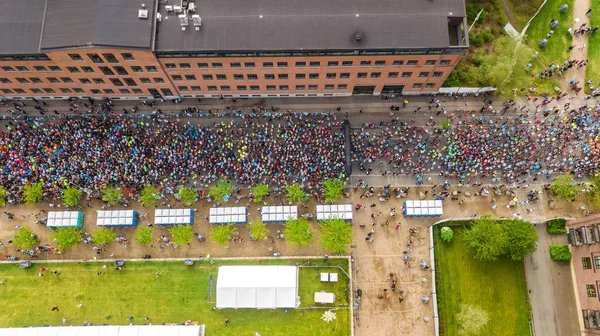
[463,216,508,262]
[176,187,197,206]
[251,184,270,203]
[23,182,43,205]
[284,218,314,248]
[0,185,8,207]
[139,184,160,207]
[209,179,234,202]
[587,174,600,207]
[170,225,194,246]
[247,220,268,241]
[52,227,81,252]
[286,183,308,204]
[101,186,123,205]
[323,178,346,203]
[319,218,353,254]
[441,120,452,130]
[134,227,154,246]
[211,224,236,246]
[14,227,38,250]
[503,219,538,261]
[551,174,580,202]
[62,186,83,207]
[549,245,572,261]
[92,227,116,246]
[441,227,454,242]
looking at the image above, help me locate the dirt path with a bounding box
[501,0,517,29]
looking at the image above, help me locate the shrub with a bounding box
[547,219,567,234]
[14,227,38,250]
[470,34,485,47]
[550,245,572,261]
[481,29,494,42]
[441,120,452,130]
[441,227,454,242]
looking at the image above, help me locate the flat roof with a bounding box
[0,0,47,54]
[155,0,466,52]
[40,0,156,51]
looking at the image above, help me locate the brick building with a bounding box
[0,0,468,100]
[568,214,600,334]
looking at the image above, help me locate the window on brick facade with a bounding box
[165,63,176,69]
[328,61,339,67]
[388,72,399,78]
[220,85,231,91]
[123,78,137,86]
[179,63,191,68]
[419,72,430,77]
[67,67,81,73]
[119,89,131,94]
[370,72,381,78]
[87,53,104,63]
[198,63,209,68]
[326,73,336,79]
[237,85,247,91]
[325,84,334,90]
[102,53,118,63]
[583,257,592,270]
[425,83,436,88]
[69,53,83,61]
[110,78,124,86]
[309,73,319,79]
[425,60,436,65]
[433,72,443,78]
[172,75,182,81]
[296,74,306,79]
[230,62,241,68]
[247,74,258,80]
[99,67,114,75]
[357,72,367,78]
[140,78,151,84]
[407,60,418,66]
[401,72,412,78]
[121,53,135,61]
[412,83,423,88]
[392,60,404,66]
[310,61,320,67]
[60,77,73,83]
[360,61,371,66]
[250,85,260,91]
[185,74,196,80]
[191,86,201,91]
[374,60,386,66]
[244,62,255,68]
[60,88,72,94]
[31,88,42,94]
[338,84,347,89]
[278,74,288,80]
[34,66,47,71]
[212,63,223,68]
[216,74,227,80]
[131,66,143,73]
[588,284,597,297]
[263,62,273,68]
[202,75,214,80]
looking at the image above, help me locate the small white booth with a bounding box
[315,204,353,221]
[209,207,247,225]
[261,206,298,222]
[314,292,335,304]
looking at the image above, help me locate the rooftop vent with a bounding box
[138,9,149,19]
[354,32,362,42]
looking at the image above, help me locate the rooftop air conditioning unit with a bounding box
[192,14,202,30]
[174,5,183,13]
[165,5,173,12]
[138,9,149,19]
[188,2,196,12]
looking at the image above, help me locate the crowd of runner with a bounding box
[2,97,600,202]
[0,113,345,203]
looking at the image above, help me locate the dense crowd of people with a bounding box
[0,113,345,203]
[352,99,600,184]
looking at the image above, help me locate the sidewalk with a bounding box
[561,0,591,95]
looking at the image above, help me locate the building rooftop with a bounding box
[40,0,156,51]
[155,0,467,52]
[0,0,47,54]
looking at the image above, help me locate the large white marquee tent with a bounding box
[0,325,205,336]
[216,266,299,309]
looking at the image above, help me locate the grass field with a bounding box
[525,0,574,68]
[434,225,531,336]
[586,0,600,88]
[0,259,350,336]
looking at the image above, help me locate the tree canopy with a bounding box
[441,227,454,243]
[551,174,580,202]
[170,225,194,246]
[23,182,43,205]
[319,218,353,254]
[211,224,235,246]
[92,227,116,246]
[504,219,538,261]
[209,179,234,202]
[463,217,508,262]
[101,186,123,205]
[251,184,270,203]
[587,174,600,208]
[0,185,9,207]
[247,220,268,241]
[134,227,154,246]
[14,227,38,250]
[53,227,81,252]
[284,218,314,248]
[463,216,538,262]
[176,187,197,205]
[62,186,83,207]
[139,184,160,207]
[286,183,308,204]
[323,178,346,203]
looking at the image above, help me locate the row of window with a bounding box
[0,77,164,86]
[68,52,136,63]
[172,71,444,81]
[165,59,452,69]
[1,65,158,74]
[0,87,148,96]
[176,82,437,92]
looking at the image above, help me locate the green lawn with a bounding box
[586,0,600,89]
[0,259,350,336]
[525,0,574,68]
[434,226,531,336]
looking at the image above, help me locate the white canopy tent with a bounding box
[216,266,299,309]
[0,325,205,336]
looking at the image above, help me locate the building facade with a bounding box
[0,0,468,100]
[568,215,600,334]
